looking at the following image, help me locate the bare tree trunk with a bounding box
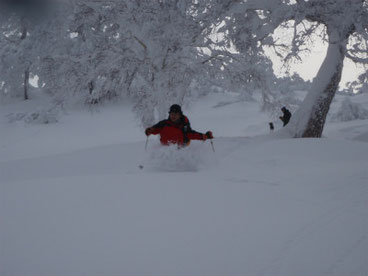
[88,80,99,104]
[88,81,94,95]
[20,17,27,40]
[24,68,29,100]
[21,17,30,100]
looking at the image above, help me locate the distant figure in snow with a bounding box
[269,122,274,132]
[145,104,213,147]
[279,106,292,127]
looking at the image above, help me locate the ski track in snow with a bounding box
[259,184,368,276]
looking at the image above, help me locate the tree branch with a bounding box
[346,53,368,64]
[133,35,147,51]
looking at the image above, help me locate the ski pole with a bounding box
[145,136,149,151]
[210,139,215,152]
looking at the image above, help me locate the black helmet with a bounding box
[169,104,182,114]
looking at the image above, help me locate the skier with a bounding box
[279,106,292,127]
[145,104,213,147]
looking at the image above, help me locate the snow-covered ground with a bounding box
[1,92,367,276]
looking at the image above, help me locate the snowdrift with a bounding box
[1,93,368,276]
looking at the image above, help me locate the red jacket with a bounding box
[150,115,205,146]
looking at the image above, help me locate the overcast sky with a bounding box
[272,45,364,88]
[268,29,365,89]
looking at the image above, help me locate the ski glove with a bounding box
[145,128,153,136]
[204,131,213,140]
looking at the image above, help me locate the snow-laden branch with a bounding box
[227,0,285,14]
[0,33,19,44]
[224,0,297,43]
[346,53,368,64]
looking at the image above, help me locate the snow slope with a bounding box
[1,92,367,276]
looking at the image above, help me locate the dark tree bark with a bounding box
[24,68,29,100]
[301,43,345,137]
[21,17,29,100]
[291,25,355,138]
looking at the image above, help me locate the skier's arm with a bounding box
[146,120,166,135]
[187,130,206,140]
[185,121,213,140]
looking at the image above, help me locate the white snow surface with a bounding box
[1,92,368,276]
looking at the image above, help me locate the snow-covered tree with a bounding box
[346,70,368,94]
[330,97,368,122]
[0,14,31,100]
[112,1,226,125]
[214,8,279,109]
[218,0,368,137]
[0,0,55,101]
[21,1,224,126]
